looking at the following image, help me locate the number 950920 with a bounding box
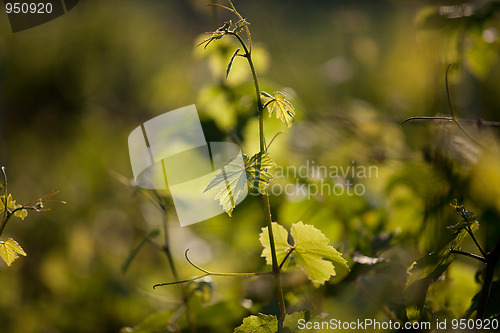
[5,2,53,14]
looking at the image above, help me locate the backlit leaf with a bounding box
[260,222,348,286]
[0,238,27,266]
[0,194,27,220]
[205,152,276,216]
[259,222,291,269]
[0,194,15,212]
[234,313,277,333]
[291,222,349,286]
[245,151,276,195]
[204,154,248,216]
[262,91,295,128]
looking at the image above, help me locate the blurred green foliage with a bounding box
[1,0,500,332]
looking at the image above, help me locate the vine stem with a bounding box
[229,31,287,329]
[476,236,500,320]
[0,167,9,237]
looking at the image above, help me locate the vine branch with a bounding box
[153,249,271,289]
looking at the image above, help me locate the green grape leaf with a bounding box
[405,220,479,292]
[246,151,276,195]
[262,91,295,128]
[259,222,292,269]
[234,19,250,34]
[284,312,321,332]
[260,222,348,286]
[204,152,276,216]
[204,154,248,217]
[226,48,240,79]
[290,222,349,286]
[0,238,27,266]
[234,313,277,333]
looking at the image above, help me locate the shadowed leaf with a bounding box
[405,221,479,291]
[226,48,240,79]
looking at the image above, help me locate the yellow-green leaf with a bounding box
[259,222,291,269]
[246,152,277,195]
[259,222,348,286]
[291,222,349,286]
[204,152,276,216]
[204,154,248,216]
[234,313,277,333]
[0,194,15,212]
[0,238,27,266]
[262,91,295,128]
[14,209,28,220]
[0,194,27,220]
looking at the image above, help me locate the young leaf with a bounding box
[259,222,349,286]
[234,19,250,34]
[290,222,349,286]
[245,151,277,195]
[0,194,27,220]
[261,91,296,128]
[259,222,292,269]
[204,154,248,216]
[205,152,276,215]
[234,313,277,333]
[405,220,479,291]
[226,48,240,79]
[0,238,27,266]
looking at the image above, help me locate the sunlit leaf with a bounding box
[245,151,277,195]
[259,222,291,269]
[204,154,248,216]
[226,48,240,79]
[260,222,349,286]
[0,238,27,267]
[262,91,295,128]
[291,222,349,286]
[14,209,28,220]
[0,194,27,220]
[0,194,15,212]
[205,152,276,216]
[234,313,277,333]
[405,221,479,291]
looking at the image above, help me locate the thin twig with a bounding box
[450,249,486,263]
[279,247,294,270]
[466,226,487,258]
